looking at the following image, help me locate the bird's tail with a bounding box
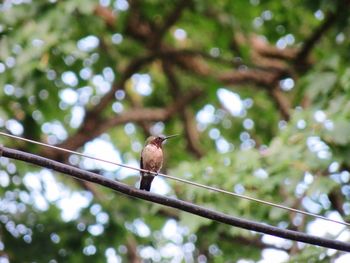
[140,174,155,191]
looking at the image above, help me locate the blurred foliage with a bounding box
[1,0,350,262]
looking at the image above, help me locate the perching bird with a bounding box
[139,134,178,191]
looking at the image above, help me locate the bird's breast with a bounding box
[142,144,163,172]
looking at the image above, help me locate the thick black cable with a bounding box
[1,146,350,252]
[1,131,347,227]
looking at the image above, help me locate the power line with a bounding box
[1,145,350,252]
[0,131,349,228]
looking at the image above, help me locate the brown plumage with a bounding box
[139,135,177,191]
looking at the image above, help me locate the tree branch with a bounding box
[126,236,141,263]
[329,189,345,216]
[222,234,289,251]
[181,108,204,159]
[43,89,202,160]
[118,1,348,121]
[219,69,275,87]
[94,5,117,28]
[269,86,292,121]
[2,146,350,251]
[93,54,157,115]
[197,224,290,252]
[294,0,350,70]
[40,54,157,160]
[125,0,155,42]
[150,0,192,47]
[162,62,204,158]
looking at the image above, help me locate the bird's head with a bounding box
[145,134,178,148]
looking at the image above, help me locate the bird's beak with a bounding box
[162,134,179,141]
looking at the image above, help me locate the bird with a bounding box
[139,134,178,191]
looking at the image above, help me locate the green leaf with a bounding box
[328,119,350,145]
[307,72,337,99]
[340,68,350,91]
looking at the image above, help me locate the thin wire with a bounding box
[1,131,349,228]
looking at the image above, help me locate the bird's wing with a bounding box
[140,175,154,191]
[140,154,144,176]
[139,152,154,191]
